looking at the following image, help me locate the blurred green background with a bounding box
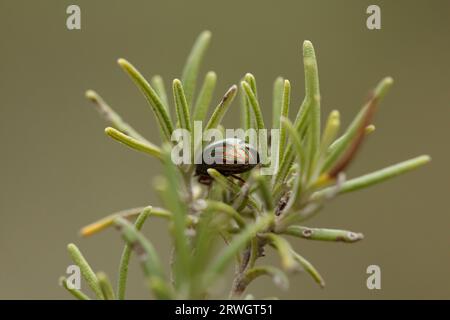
[0,0,448,299]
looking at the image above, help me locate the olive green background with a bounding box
[0,0,448,299]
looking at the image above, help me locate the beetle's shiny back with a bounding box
[195,138,260,177]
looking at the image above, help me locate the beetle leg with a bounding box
[198,175,213,186]
[230,174,246,185]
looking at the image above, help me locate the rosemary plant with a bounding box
[59,31,430,300]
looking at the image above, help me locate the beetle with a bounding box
[195,138,260,185]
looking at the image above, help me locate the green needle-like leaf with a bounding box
[241,81,265,130]
[205,85,238,130]
[322,77,394,174]
[117,206,152,300]
[244,73,258,98]
[240,85,252,133]
[303,40,321,156]
[244,266,289,290]
[150,75,169,111]
[67,243,104,299]
[193,71,217,123]
[283,225,364,243]
[324,123,375,168]
[117,58,174,141]
[233,182,253,212]
[173,79,192,132]
[241,78,268,166]
[280,117,306,209]
[278,80,291,168]
[80,206,170,237]
[105,127,163,160]
[274,41,322,190]
[181,30,212,105]
[86,90,148,143]
[281,117,306,171]
[59,277,91,300]
[272,51,320,190]
[265,234,300,272]
[290,249,325,288]
[113,217,173,299]
[273,92,312,190]
[312,110,341,181]
[272,77,284,130]
[255,173,274,211]
[312,155,430,200]
[97,272,116,300]
[272,146,295,193]
[320,110,340,158]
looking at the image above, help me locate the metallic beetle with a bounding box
[195,138,260,184]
